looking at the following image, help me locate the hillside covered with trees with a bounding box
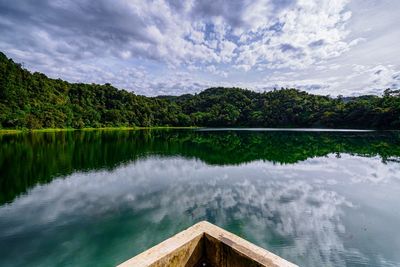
[1,52,399,129]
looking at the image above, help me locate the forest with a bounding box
[1,51,399,129]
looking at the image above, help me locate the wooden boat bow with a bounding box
[118,221,298,267]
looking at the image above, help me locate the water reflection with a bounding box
[1,151,400,266]
[1,129,400,204]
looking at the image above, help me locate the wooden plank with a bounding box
[117,221,298,267]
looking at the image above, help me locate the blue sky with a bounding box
[0,0,399,96]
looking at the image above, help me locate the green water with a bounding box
[1,129,400,267]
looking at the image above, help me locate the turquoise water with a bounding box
[0,129,400,266]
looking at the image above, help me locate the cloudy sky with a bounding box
[0,0,399,96]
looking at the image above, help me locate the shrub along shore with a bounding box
[0,126,199,134]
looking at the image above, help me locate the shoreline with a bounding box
[0,126,200,135]
[1,127,397,135]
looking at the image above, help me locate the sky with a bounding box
[0,0,399,96]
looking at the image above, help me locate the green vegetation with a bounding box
[1,51,399,129]
[1,129,400,204]
[0,126,197,135]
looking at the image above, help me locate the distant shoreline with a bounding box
[0,126,199,135]
[1,127,396,135]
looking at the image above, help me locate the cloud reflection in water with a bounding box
[0,154,399,266]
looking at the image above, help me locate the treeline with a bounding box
[1,52,399,129]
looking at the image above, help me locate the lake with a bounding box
[1,129,400,267]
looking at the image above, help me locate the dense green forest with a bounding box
[1,52,399,129]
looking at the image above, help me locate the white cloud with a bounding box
[0,0,399,95]
[235,0,354,70]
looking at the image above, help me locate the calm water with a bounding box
[1,129,400,267]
